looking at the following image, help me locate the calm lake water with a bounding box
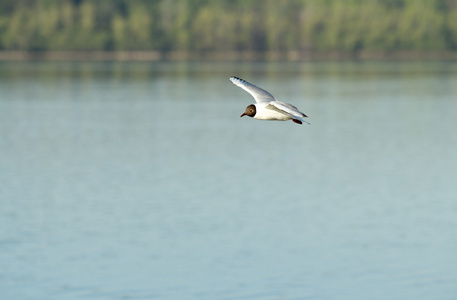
[1,61,457,300]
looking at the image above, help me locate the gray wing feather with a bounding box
[266,101,310,124]
[273,101,308,118]
[230,76,276,103]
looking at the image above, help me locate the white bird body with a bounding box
[229,76,309,125]
[252,102,293,121]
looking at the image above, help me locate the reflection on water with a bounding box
[1,61,457,300]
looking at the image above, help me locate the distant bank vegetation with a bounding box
[1,0,457,53]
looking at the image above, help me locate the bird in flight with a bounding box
[230,76,309,125]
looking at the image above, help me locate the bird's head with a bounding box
[240,104,256,118]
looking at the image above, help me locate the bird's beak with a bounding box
[240,113,246,117]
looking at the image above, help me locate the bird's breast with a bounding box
[254,105,291,121]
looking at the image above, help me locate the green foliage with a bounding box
[0,0,456,52]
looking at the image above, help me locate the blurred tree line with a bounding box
[0,0,456,52]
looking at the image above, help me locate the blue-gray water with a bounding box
[1,61,456,300]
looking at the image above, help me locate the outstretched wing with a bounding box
[273,101,308,118]
[266,101,310,124]
[230,76,276,103]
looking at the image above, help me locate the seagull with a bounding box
[230,76,310,125]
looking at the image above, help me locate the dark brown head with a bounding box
[240,104,256,118]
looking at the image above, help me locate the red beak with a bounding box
[240,113,246,117]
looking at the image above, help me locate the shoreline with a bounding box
[1,50,457,61]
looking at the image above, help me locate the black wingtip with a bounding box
[230,76,244,82]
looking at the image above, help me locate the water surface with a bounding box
[1,61,457,299]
